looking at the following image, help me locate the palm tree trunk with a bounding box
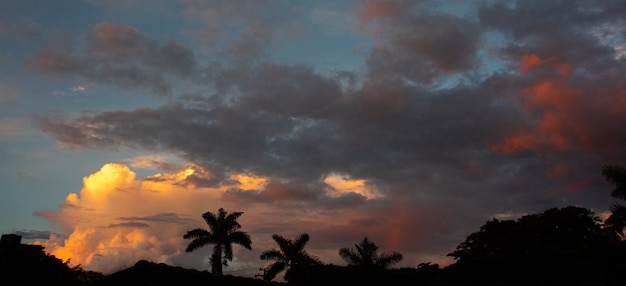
[212,245,223,274]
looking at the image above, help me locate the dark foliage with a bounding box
[446,206,626,285]
[603,164,626,238]
[259,233,321,283]
[0,234,103,285]
[338,237,403,269]
[297,263,444,286]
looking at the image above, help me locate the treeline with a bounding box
[181,164,626,285]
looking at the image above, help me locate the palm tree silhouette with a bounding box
[602,164,626,238]
[183,208,252,274]
[259,233,321,282]
[339,237,403,269]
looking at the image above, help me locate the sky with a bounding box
[1,0,626,279]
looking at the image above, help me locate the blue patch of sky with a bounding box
[267,1,373,88]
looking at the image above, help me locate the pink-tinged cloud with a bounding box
[490,54,626,157]
[355,0,408,23]
[88,22,149,60]
[519,54,544,72]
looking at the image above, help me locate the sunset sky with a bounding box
[1,0,626,279]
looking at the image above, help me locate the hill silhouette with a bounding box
[87,260,287,286]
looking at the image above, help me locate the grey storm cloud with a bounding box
[30,0,626,264]
[14,229,52,240]
[108,222,150,229]
[366,11,483,83]
[117,213,191,224]
[25,22,198,96]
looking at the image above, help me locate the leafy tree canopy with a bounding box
[447,206,619,267]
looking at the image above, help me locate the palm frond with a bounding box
[202,211,219,231]
[225,211,244,228]
[260,249,284,261]
[602,165,626,200]
[183,229,210,240]
[376,251,403,268]
[340,237,402,269]
[339,247,361,265]
[229,231,252,250]
[301,253,322,265]
[185,238,211,252]
[293,233,310,252]
[271,234,291,251]
[264,262,287,281]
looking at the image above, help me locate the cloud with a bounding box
[182,0,286,62]
[14,229,51,240]
[70,85,86,92]
[34,162,454,275]
[117,213,192,224]
[34,163,221,274]
[0,17,41,44]
[354,0,411,24]
[357,1,483,84]
[25,22,198,96]
[124,154,186,172]
[28,0,626,278]
[108,222,150,228]
[490,54,626,159]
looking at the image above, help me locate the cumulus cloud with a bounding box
[34,163,221,274]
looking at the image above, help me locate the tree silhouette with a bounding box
[259,233,321,282]
[446,206,624,284]
[183,208,252,274]
[602,164,626,239]
[339,237,403,269]
[448,206,608,263]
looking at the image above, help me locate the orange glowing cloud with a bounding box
[519,54,544,72]
[34,163,231,274]
[519,54,572,76]
[492,53,626,156]
[230,173,268,191]
[324,173,383,199]
[490,55,588,154]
